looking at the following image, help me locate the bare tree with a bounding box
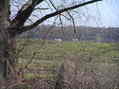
[0,0,102,80]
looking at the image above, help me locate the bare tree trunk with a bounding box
[0,0,13,80]
[0,25,10,80]
[0,29,16,80]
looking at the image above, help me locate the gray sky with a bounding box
[11,0,119,27]
[85,0,119,27]
[60,0,119,27]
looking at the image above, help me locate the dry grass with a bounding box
[1,39,119,89]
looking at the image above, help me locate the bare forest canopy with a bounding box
[20,25,119,42]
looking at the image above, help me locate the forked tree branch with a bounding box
[15,0,102,35]
[11,0,44,27]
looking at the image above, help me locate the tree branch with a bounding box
[11,0,44,28]
[16,0,102,35]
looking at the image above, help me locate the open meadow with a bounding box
[16,39,119,80]
[2,39,119,89]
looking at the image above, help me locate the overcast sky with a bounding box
[61,0,119,27]
[85,0,119,27]
[11,0,119,27]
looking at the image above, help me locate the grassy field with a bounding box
[16,39,119,79]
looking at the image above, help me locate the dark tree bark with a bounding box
[0,0,16,80]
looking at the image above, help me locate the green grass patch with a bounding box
[16,39,119,79]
